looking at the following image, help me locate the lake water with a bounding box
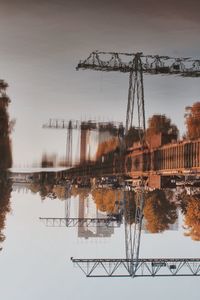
[0,184,199,300]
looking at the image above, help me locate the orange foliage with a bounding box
[185,102,200,139]
[53,185,67,200]
[146,114,178,142]
[124,190,136,224]
[71,186,90,201]
[184,195,200,241]
[144,189,177,233]
[92,188,122,213]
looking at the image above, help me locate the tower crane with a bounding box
[76,51,200,134]
[71,50,200,278]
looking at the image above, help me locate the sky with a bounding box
[0,0,200,165]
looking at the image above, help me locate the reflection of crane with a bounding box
[71,188,200,277]
[71,258,200,277]
[39,217,121,228]
[43,119,123,165]
[71,50,200,277]
[39,184,122,229]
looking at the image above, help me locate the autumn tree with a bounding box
[96,137,119,160]
[53,185,67,200]
[71,186,90,201]
[0,80,12,248]
[144,189,177,233]
[185,102,200,139]
[0,80,12,169]
[124,190,136,224]
[92,188,122,213]
[0,173,12,247]
[146,114,179,144]
[41,153,55,168]
[125,127,141,148]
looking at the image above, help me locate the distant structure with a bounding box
[43,119,123,165]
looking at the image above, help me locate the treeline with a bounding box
[95,101,200,159]
[71,186,200,241]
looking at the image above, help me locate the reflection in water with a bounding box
[144,189,177,233]
[0,173,12,244]
[12,173,200,241]
[92,188,121,213]
[0,80,13,249]
[8,100,200,248]
[183,195,200,241]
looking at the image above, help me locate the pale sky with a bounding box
[0,0,200,165]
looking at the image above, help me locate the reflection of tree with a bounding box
[124,190,136,225]
[53,185,67,200]
[0,174,12,243]
[176,189,188,214]
[182,195,200,241]
[71,186,90,201]
[144,189,177,233]
[29,182,56,200]
[92,188,122,213]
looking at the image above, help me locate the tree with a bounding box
[125,127,141,148]
[146,114,178,143]
[0,80,12,169]
[144,189,177,233]
[0,173,12,246]
[185,102,200,139]
[92,188,122,213]
[124,190,136,224]
[41,153,55,168]
[96,137,119,160]
[182,195,200,241]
